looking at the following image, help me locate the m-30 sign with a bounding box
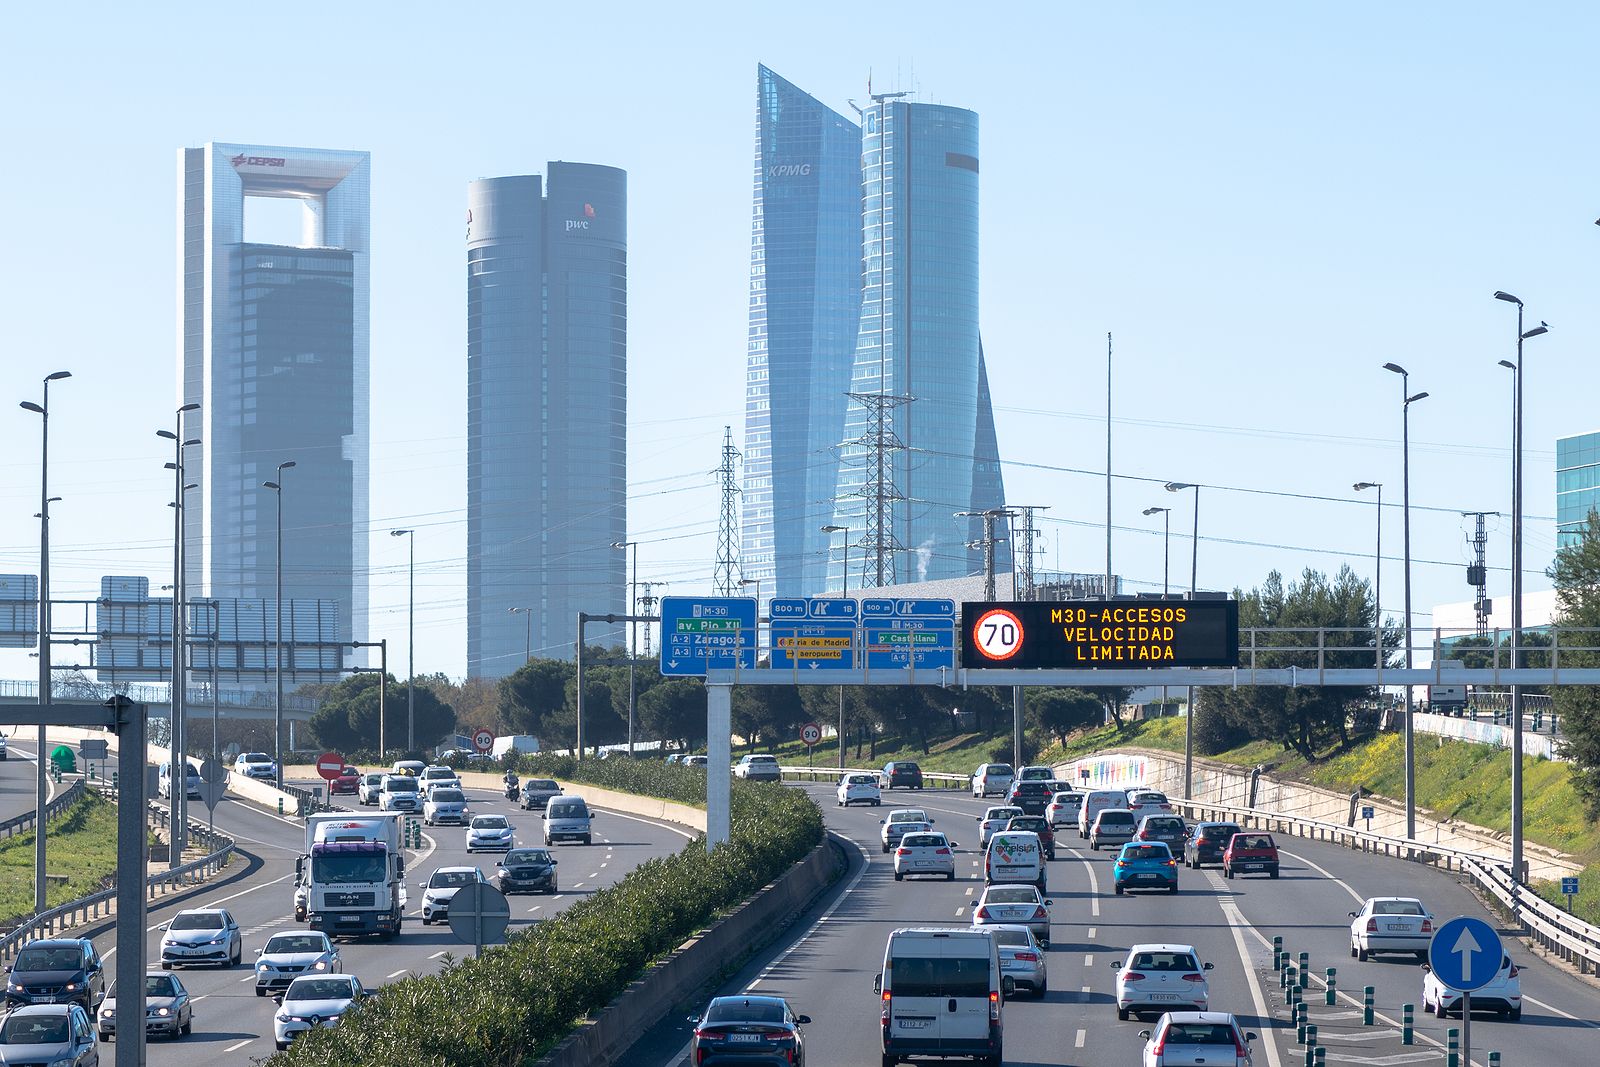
[960,600,1239,669]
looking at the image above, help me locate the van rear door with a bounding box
[885,933,994,1055]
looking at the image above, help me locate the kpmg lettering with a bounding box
[767,163,813,178]
[230,154,286,168]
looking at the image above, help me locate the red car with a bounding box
[1222,831,1280,879]
[331,765,361,795]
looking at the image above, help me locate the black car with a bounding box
[1006,780,1055,816]
[494,847,558,894]
[1005,815,1056,859]
[1183,821,1242,869]
[4,937,105,1011]
[689,994,810,1066]
[880,761,924,790]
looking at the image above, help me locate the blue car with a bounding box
[1113,841,1179,894]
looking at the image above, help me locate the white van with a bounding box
[543,795,595,845]
[875,927,1008,1066]
[1077,789,1129,837]
[984,831,1045,888]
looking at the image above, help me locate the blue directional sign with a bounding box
[1428,916,1504,992]
[863,598,956,671]
[1562,877,1580,896]
[1361,805,1375,822]
[659,597,758,677]
[770,598,857,671]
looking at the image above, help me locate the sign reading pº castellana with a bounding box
[959,600,1240,669]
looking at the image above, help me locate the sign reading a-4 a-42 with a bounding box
[659,597,758,677]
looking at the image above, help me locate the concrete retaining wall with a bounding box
[534,838,840,1067]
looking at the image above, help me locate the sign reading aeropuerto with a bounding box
[959,600,1240,669]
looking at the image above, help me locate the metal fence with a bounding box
[0,677,321,713]
[0,777,85,842]
[780,765,971,789]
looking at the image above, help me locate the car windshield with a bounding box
[1146,818,1183,830]
[385,778,419,791]
[705,999,786,1023]
[265,935,328,954]
[747,756,777,763]
[984,808,1021,822]
[1008,818,1047,831]
[364,774,384,784]
[313,853,386,883]
[472,816,509,829]
[1123,845,1170,860]
[1233,835,1273,849]
[0,1014,68,1044]
[169,912,223,930]
[1201,824,1241,839]
[987,765,1013,776]
[888,811,927,823]
[1132,951,1199,971]
[1164,1022,1239,1045]
[505,849,551,865]
[430,870,477,888]
[1013,783,1050,795]
[430,790,464,803]
[890,955,991,998]
[1050,793,1077,803]
[142,975,180,998]
[286,978,355,1001]
[1019,768,1052,780]
[847,775,875,785]
[986,887,1040,904]
[243,753,270,763]
[525,780,558,790]
[423,768,451,778]
[901,834,945,848]
[548,802,586,817]
[1373,900,1424,916]
[897,763,920,771]
[13,947,81,971]
[990,928,1032,947]
[1098,812,1135,825]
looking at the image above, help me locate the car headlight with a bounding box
[6,982,20,991]
[206,936,228,945]
[101,1008,114,1018]
[325,1015,342,1024]
[63,982,77,991]
[259,964,270,972]
[314,960,328,970]
[48,1058,76,1067]
[156,1006,171,1016]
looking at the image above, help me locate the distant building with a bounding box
[178,143,371,657]
[466,165,628,676]
[1557,430,1600,547]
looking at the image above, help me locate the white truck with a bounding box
[297,813,406,940]
[491,734,540,759]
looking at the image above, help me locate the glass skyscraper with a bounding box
[1557,430,1600,547]
[467,164,627,677]
[179,142,370,656]
[742,66,862,601]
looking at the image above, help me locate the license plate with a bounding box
[1385,923,1411,931]
[341,914,360,923]
[729,1034,760,1043]
[897,1019,930,1029]
[1151,993,1180,1001]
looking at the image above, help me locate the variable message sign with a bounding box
[959,600,1239,670]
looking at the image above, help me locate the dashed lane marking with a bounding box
[224,1039,252,1053]
[1074,1029,1086,1048]
[386,969,408,979]
[430,950,448,959]
[1087,926,1097,939]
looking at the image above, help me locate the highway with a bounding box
[0,733,51,826]
[623,781,1600,1067]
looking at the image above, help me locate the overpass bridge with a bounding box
[0,678,320,723]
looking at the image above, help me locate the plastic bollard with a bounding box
[277,797,284,816]
[1402,1004,1414,1046]
[1298,951,1309,986]
[1447,1026,1459,1067]
[1303,1025,1318,1066]
[1363,985,1375,1025]
[1274,936,1284,971]
[1297,1004,1308,1044]
[1314,1048,1326,1067]
[1325,967,1337,1006]
[1488,1053,1500,1067]
[1281,963,1290,990]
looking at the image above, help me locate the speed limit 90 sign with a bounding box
[971,608,1024,661]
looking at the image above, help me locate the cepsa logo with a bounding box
[565,202,597,233]
[767,163,812,178]
[231,154,286,168]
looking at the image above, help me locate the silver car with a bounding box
[273,974,363,1050]
[977,805,1023,849]
[0,1004,98,1065]
[973,883,1053,943]
[466,814,514,852]
[255,932,342,997]
[989,924,1047,997]
[97,972,192,1040]
[1140,1011,1256,1066]
[357,773,386,805]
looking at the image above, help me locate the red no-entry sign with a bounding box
[315,752,346,781]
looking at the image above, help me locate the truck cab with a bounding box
[298,815,406,939]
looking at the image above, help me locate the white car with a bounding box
[1126,789,1175,821]
[893,831,957,881]
[379,775,422,812]
[254,931,341,997]
[420,765,460,794]
[837,773,882,807]
[879,808,933,853]
[972,763,1014,798]
[972,882,1052,943]
[466,814,514,852]
[1140,1011,1256,1066]
[1422,952,1522,1019]
[977,805,1023,849]
[1113,943,1213,1020]
[1349,897,1433,961]
[233,752,277,780]
[423,788,469,826]
[419,866,484,924]
[273,974,363,1049]
[357,773,386,805]
[159,908,242,969]
[733,754,782,781]
[1046,791,1084,828]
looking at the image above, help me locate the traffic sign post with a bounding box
[1562,876,1580,913]
[862,598,956,672]
[473,729,495,755]
[1429,916,1503,1067]
[659,597,758,677]
[771,598,858,671]
[799,721,821,759]
[314,752,346,782]
[447,881,511,958]
[1361,805,1375,831]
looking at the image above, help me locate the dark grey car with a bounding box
[0,1004,99,1065]
[1137,814,1189,852]
[4,939,105,1011]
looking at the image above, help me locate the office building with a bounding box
[742,65,863,601]
[178,142,370,658]
[1557,430,1600,548]
[466,164,627,676]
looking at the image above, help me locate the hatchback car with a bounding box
[973,883,1053,943]
[879,761,924,790]
[1222,832,1280,879]
[159,909,242,969]
[330,765,361,795]
[273,974,363,1049]
[1015,764,1055,782]
[1005,780,1056,816]
[1046,790,1084,828]
[989,924,1047,997]
[688,994,810,1066]
[357,773,386,805]
[494,847,558,894]
[379,775,422,812]
[837,772,882,807]
[977,805,1023,849]
[1114,842,1180,894]
[879,808,933,853]
[97,972,192,1040]
[233,752,277,780]
[1349,897,1433,961]
[254,932,341,997]
[1183,822,1242,869]
[1113,943,1213,1020]
[1422,953,1522,1019]
[1127,789,1175,821]
[520,778,563,810]
[1139,1011,1256,1066]
[971,763,1015,798]
[419,866,485,924]
[0,1004,98,1065]
[1005,815,1056,859]
[1090,809,1139,851]
[1137,814,1189,852]
[893,831,958,881]
[466,813,514,852]
[4,938,104,1011]
[423,787,469,826]
[733,754,782,781]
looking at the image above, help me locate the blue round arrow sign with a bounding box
[1427,915,1503,992]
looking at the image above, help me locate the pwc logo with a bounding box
[231,154,286,168]
[565,203,597,233]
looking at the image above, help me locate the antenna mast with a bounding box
[714,427,742,596]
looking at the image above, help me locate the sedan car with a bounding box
[159,909,242,969]
[423,787,469,826]
[1422,953,1522,1019]
[0,1004,98,1065]
[357,773,386,805]
[1350,897,1433,961]
[977,805,1023,849]
[494,847,558,894]
[97,972,192,1040]
[273,974,363,1049]
[520,778,563,810]
[254,932,341,997]
[466,814,514,852]
[1046,790,1084,829]
[879,808,933,853]
[1137,814,1189,852]
[1139,1011,1256,1066]
[893,831,958,881]
[879,761,923,790]
[1005,815,1056,859]
[837,772,882,807]
[972,883,1053,943]
[1113,944,1214,1020]
[329,765,361,795]
[1183,822,1242,870]
[419,866,484,924]
[1114,842,1180,894]
[233,752,277,780]
[733,754,782,781]
[688,994,810,1066]
[989,924,1047,997]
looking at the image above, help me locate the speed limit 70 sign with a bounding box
[970,608,1024,662]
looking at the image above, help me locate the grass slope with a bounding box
[0,793,121,925]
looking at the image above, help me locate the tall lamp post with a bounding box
[737,577,762,662]
[390,529,416,753]
[822,524,850,769]
[20,369,70,913]
[1143,505,1172,715]
[1353,483,1384,683]
[263,460,295,784]
[612,540,639,757]
[509,607,532,666]
[1164,482,1200,798]
[1382,362,1428,840]
[1494,290,1548,884]
[158,403,200,861]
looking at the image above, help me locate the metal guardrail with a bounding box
[0,777,85,842]
[1172,794,1600,975]
[780,765,971,789]
[279,781,336,816]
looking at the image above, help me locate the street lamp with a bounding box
[737,576,762,659]
[822,525,850,769]
[264,460,295,784]
[612,540,639,757]
[1164,482,1200,799]
[390,529,415,753]
[1494,289,1549,884]
[1382,362,1428,840]
[1143,505,1172,715]
[1354,483,1384,681]
[157,404,200,862]
[19,369,69,913]
[508,607,532,666]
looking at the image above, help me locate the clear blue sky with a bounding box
[2,3,1596,680]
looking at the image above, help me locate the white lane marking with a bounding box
[224,1039,252,1053]
[1217,896,1284,1067]
[429,950,448,959]
[386,969,408,979]
[592,806,697,840]
[955,907,966,917]
[588,871,599,878]
[1087,927,1097,939]
[1084,954,1093,966]
[1522,994,1600,1029]
[239,975,256,983]
[965,887,974,897]
[528,905,542,913]
[191,994,210,1003]
[551,895,564,902]
[1068,848,1101,917]
[575,883,586,888]
[1074,1028,1086,1048]
[600,861,608,868]
[1278,847,1362,904]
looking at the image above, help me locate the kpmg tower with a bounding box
[466,165,627,676]
[741,66,863,600]
[178,143,371,655]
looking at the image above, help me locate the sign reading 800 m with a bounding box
[960,600,1239,669]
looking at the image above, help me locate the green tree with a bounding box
[638,678,707,751]
[1030,688,1103,745]
[307,674,456,755]
[1551,511,1600,815]
[497,659,573,737]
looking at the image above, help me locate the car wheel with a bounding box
[277,1041,289,1051]
[1117,1006,1130,1021]
[1224,865,1233,879]
[1270,869,1280,879]
[1169,883,1179,894]
[1114,884,1124,895]
[1434,998,1448,1019]
[101,1030,114,1042]
[181,1017,192,1036]
[1415,951,1428,963]
[882,1054,898,1067]
[1357,944,1368,962]
[882,844,890,854]
[232,942,242,966]
[874,800,881,806]
[946,871,955,881]
[1037,977,1047,996]
[583,835,592,845]
[161,961,172,971]
[894,871,903,881]
[1509,1006,1522,1020]
[1350,943,1358,959]
[256,986,267,997]
[421,916,431,925]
